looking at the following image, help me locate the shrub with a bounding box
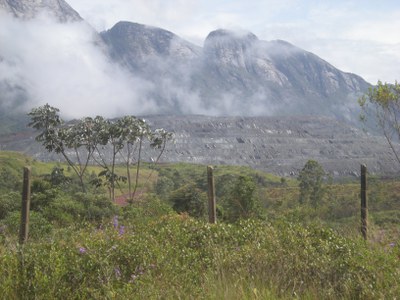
[223,175,263,222]
[298,160,325,207]
[2,211,53,239]
[1,216,400,298]
[169,184,207,218]
[0,192,21,220]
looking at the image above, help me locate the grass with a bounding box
[1,214,400,299]
[1,150,400,298]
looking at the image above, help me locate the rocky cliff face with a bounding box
[101,22,201,72]
[100,24,370,123]
[1,115,397,177]
[0,0,82,22]
[144,115,397,177]
[0,0,370,123]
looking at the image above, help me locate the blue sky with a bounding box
[67,0,400,84]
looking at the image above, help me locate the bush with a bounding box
[43,193,118,226]
[298,160,325,207]
[222,175,263,222]
[2,211,53,239]
[169,184,207,218]
[0,192,21,220]
[122,193,173,222]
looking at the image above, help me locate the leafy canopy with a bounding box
[359,81,400,164]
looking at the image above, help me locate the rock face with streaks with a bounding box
[1,115,397,177]
[0,0,82,22]
[143,115,397,177]
[100,25,370,123]
[1,0,370,123]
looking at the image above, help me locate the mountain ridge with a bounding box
[0,0,82,22]
[0,0,371,122]
[1,0,393,176]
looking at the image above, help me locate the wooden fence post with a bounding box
[207,166,217,224]
[360,164,368,241]
[19,166,31,244]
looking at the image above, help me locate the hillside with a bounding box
[1,115,398,177]
[1,150,400,298]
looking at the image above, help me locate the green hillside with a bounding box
[1,151,400,299]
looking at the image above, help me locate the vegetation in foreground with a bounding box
[1,211,400,299]
[1,151,400,299]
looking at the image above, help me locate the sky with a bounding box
[67,0,400,84]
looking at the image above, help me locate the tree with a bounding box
[359,81,400,164]
[117,116,148,201]
[28,104,92,192]
[29,104,172,200]
[63,117,101,190]
[297,160,325,208]
[223,175,262,221]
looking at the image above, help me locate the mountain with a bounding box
[100,25,370,122]
[101,21,201,73]
[1,0,392,176]
[0,0,82,22]
[0,0,370,123]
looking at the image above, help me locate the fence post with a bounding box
[360,164,368,241]
[207,166,217,224]
[19,166,31,244]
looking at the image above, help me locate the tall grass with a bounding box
[1,211,399,299]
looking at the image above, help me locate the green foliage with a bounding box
[2,150,400,298]
[222,175,263,221]
[40,192,118,226]
[27,103,63,153]
[359,80,400,163]
[122,193,173,222]
[0,192,21,219]
[298,159,325,207]
[28,104,172,199]
[1,216,400,299]
[49,166,71,186]
[154,176,175,199]
[2,211,53,239]
[169,184,207,218]
[0,167,21,191]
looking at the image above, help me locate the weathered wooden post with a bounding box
[360,164,368,241]
[19,166,31,244]
[207,166,217,224]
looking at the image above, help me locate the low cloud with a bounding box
[0,12,158,119]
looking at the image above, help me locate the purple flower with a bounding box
[118,225,125,235]
[79,247,87,254]
[113,215,119,228]
[389,242,396,248]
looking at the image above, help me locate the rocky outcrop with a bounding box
[0,0,82,22]
[143,115,397,177]
[1,115,398,177]
[100,23,370,124]
[101,21,201,72]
